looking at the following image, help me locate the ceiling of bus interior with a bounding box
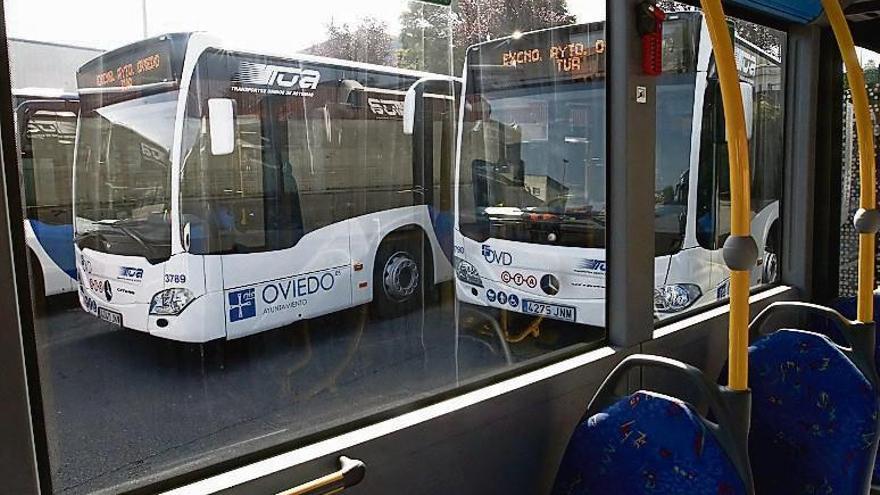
[711,0,880,51]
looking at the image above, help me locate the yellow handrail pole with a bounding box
[699,0,753,391]
[821,0,877,324]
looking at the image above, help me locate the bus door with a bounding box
[16,98,79,283]
[216,90,352,339]
[697,76,735,296]
[408,79,460,262]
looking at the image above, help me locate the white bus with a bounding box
[453,13,783,326]
[16,89,80,297]
[73,33,457,342]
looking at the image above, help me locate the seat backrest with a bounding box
[748,329,879,494]
[552,391,748,495]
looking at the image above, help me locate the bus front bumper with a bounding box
[454,279,606,328]
[77,288,226,343]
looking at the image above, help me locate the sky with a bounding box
[2,0,606,53]
[2,0,875,65]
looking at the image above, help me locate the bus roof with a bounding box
[78,31,450,90]
[202,33,450,80]
[13,87,78,100]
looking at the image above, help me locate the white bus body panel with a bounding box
[25,220,76,296]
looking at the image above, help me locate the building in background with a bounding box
[8,38,101,91]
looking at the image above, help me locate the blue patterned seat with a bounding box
[748,329,879,494]
[816,295,880,486]
[552,391,747,495]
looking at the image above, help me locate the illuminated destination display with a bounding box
[470,22,607,87]
[95,53,164,88]
[501,39,606,75]
[78,35,186,92]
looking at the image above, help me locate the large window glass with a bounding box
[653,1,786,320]
[74,90,177,261]
[7,1,612,493]
[18,98,77,225]
[838,47,880,299]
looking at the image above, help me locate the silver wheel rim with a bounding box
[382,251,420,302]
[763,252,779,283]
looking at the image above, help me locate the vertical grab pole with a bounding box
[821,0,877,324]
[699,0,754,391]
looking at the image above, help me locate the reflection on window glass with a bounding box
[838,49,880,299]
[653,2,786,319]
[18,92,80,296]
[9,0,612,493]
[456,21,608,330]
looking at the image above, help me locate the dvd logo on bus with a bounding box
[482,245,512,265]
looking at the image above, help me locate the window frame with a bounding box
[0,2,834,494]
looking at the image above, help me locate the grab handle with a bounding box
[274,456,365,495]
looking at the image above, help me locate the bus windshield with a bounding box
[74,89,177,260]
[459,82,606,248]
[458,22,608,249]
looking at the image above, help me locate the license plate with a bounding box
[522,299,576,322]
[98,307,123,327]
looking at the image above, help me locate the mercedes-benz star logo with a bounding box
[104,280,113,302]
[540,274,560,296]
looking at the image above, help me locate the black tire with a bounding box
[761,223,780,284]
[371,233,429,319]
[27,250,47,319]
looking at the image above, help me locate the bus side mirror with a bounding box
[740,81,754,141]
[403,86,417,135]
[208,98,235,156]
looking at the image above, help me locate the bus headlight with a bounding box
[654,284,702,313]
[149,288,195,316]
[455,258,483,287]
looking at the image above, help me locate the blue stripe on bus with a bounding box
[30,220,76,279]
[428,206,454,262]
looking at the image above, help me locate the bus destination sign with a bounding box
[501,39,606,77]
[78,38,178,91]
[95,52,165,88]
[471,22,606,87]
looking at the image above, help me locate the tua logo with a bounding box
[237,61,321,90]
[482,245,512,266]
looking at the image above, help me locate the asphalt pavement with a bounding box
[34,291,603,494]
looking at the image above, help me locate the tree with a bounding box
[397,0,576,72]
[397,3,456,73]
[656,0,783,55]
[865,60,879,86]
[306,17,395,66]
[453,0,575,48]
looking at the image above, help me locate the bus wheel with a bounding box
[372,236,425,319]
[762,251,779,284]
[762,223,780,284]
[28,251,47,318]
